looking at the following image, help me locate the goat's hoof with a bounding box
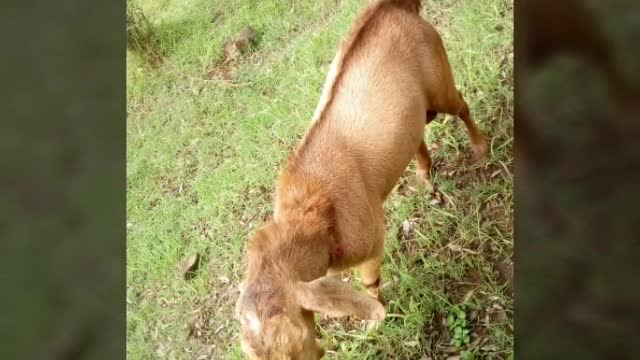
[361,298,385,331]
[471,140,488,161]
[416,169,434,192]
[362,318,383,332]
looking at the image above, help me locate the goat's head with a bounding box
[236,221,385,359]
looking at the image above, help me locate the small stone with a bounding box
[402,220,412,237]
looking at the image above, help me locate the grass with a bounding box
[126,0,513,358]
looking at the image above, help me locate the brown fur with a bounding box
[237,0,487,358]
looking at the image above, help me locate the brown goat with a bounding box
[236,0,487,358]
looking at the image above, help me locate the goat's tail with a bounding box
[389,0,421,13]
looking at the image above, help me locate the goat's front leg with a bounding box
[359,255,383,303]
[358,242,385,331]
[360,212,386,303]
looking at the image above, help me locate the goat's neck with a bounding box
[270,170,335,282]
[268,215,332,283]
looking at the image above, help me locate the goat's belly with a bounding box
[349,106,426,196]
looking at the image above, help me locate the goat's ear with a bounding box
[295,276,385,320]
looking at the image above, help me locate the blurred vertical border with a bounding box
[516,0,640,358]
[0,0,125,358]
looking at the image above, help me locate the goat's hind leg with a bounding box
[450,90,488,160]
[415,139,434,192]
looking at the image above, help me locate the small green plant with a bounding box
[460,350,476,360]
[126,1,162,63]
[447,306,471,348]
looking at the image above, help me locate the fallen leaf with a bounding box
[402,220,412,238]
[404,340,419,347]
[481,344,499,352]
[469,336,481,348]
[496,262,513,284]
[441,316,448,327]
[222,26,257,62]
[181,253,200,280]
[495,309,508,323]
[238,26,256,42]
[187,321,204,339]
[429,191,445,207]
[222,41,241,62]
[463,289,475,303]
[438,345,458,353]
[210,10,223,24]
[447,243,463,252]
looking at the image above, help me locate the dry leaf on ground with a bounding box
[181,253,200,280]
